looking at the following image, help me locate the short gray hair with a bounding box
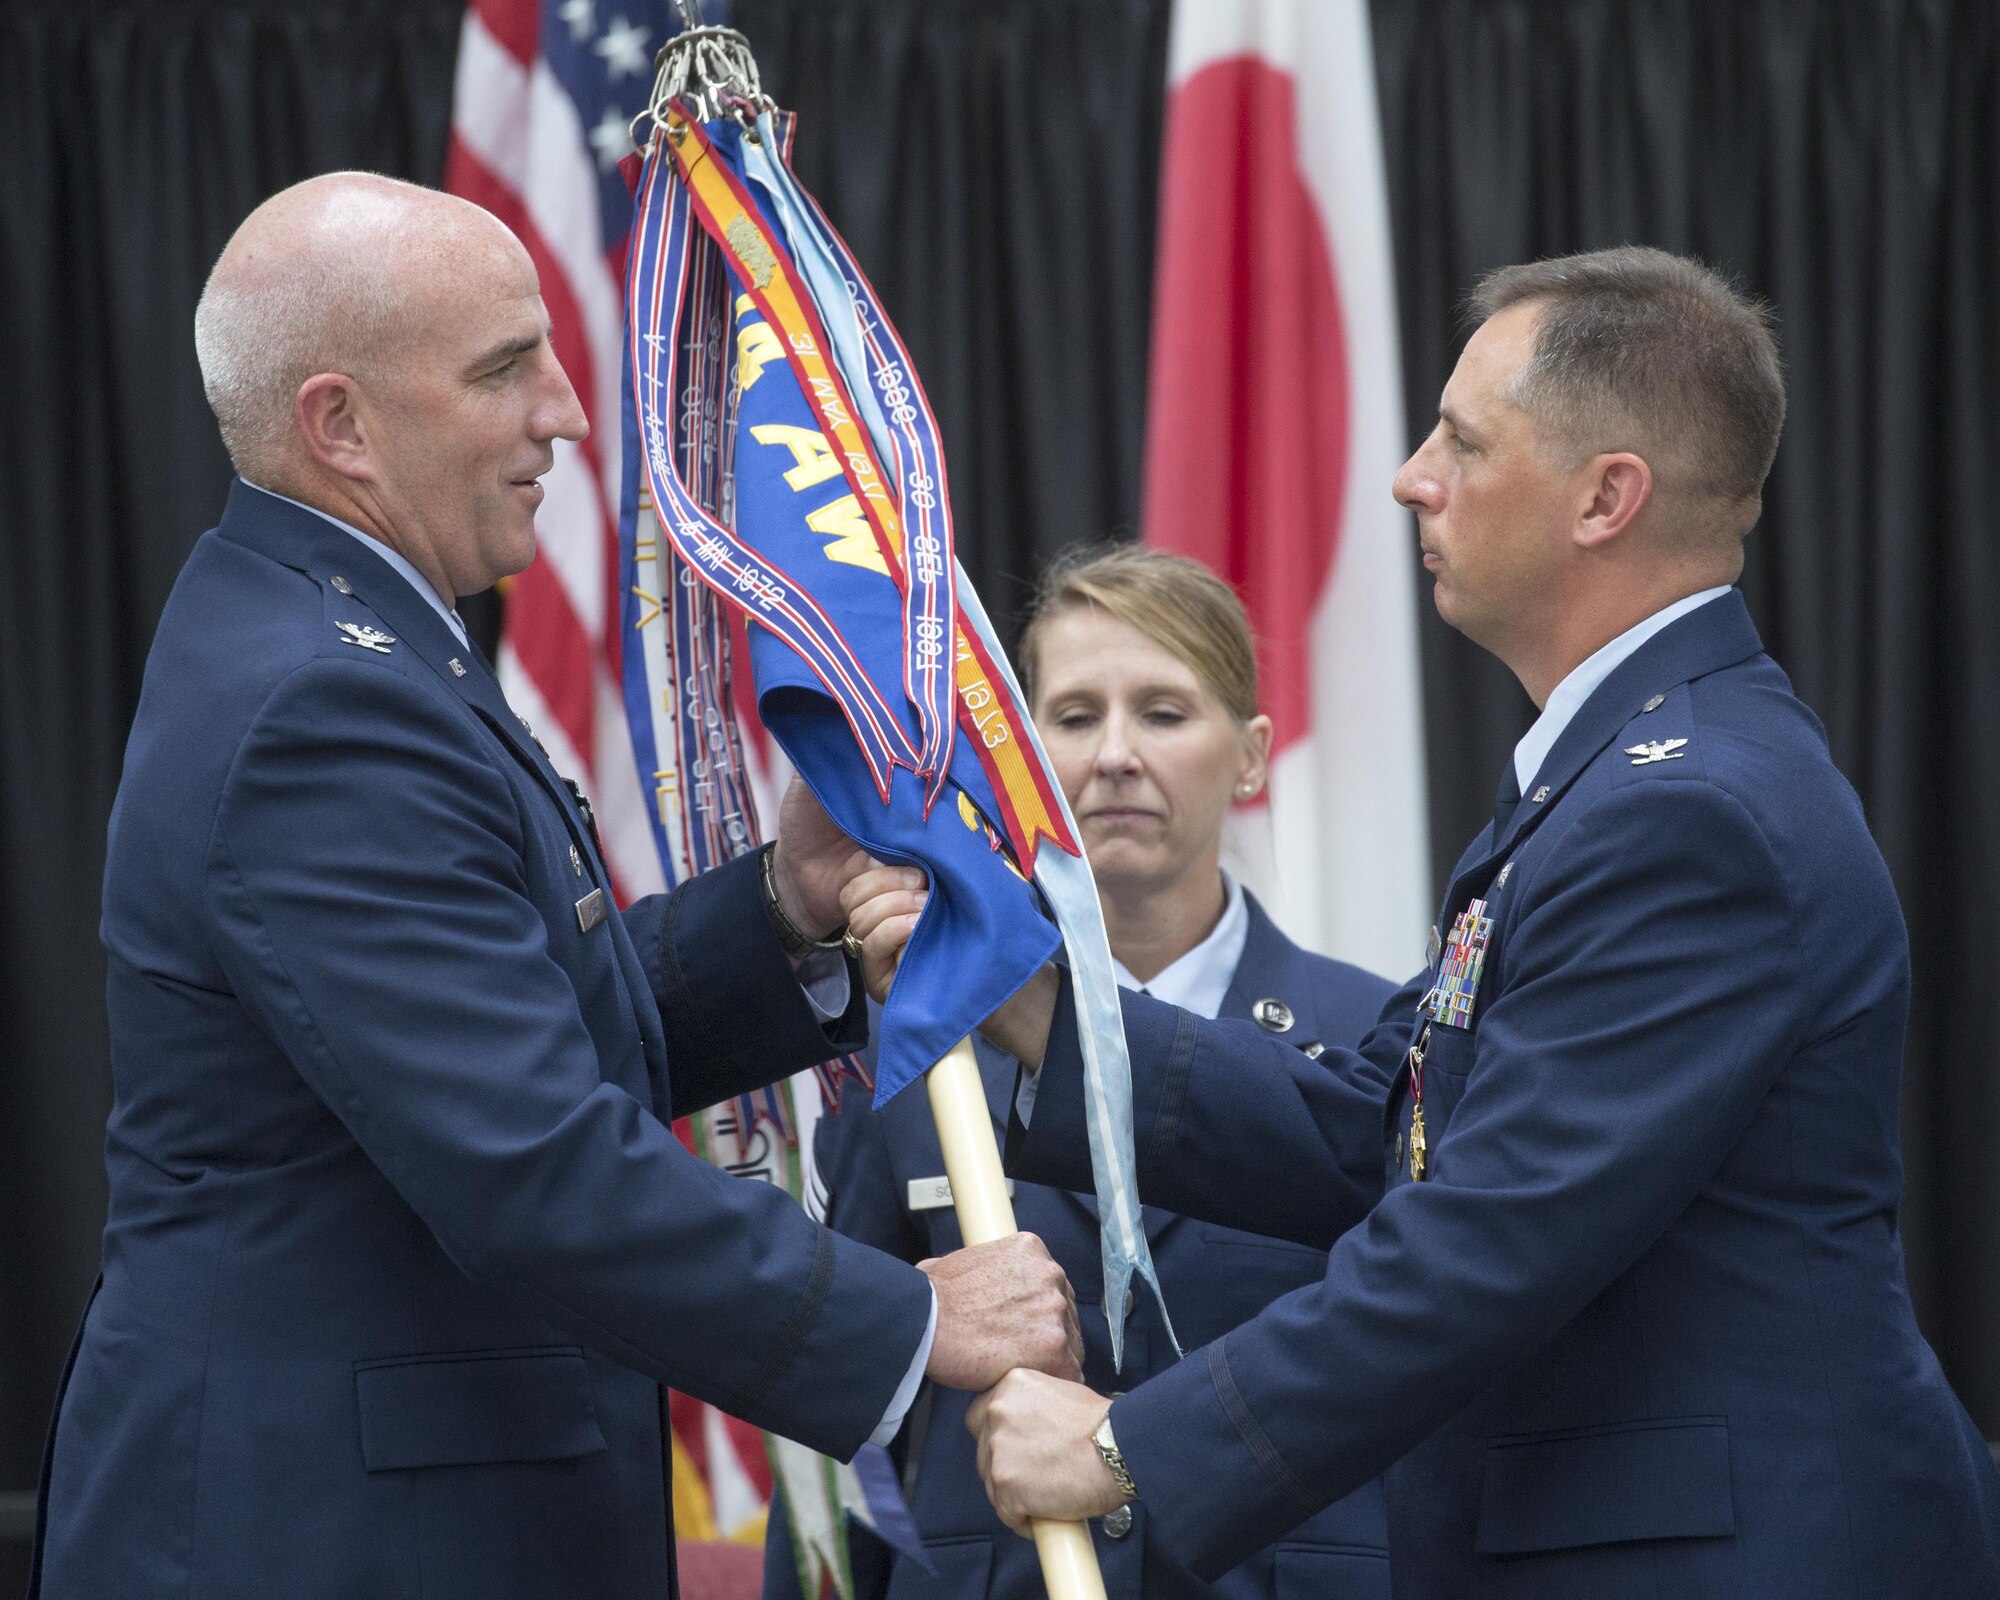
[193,262,406,479]
[192,174,475,481]
[1470,246,1785,508]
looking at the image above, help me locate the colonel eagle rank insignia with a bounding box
[1624,737,1688,766]
[336,622,397,655]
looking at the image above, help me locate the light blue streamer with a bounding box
[955,578,1177,1368]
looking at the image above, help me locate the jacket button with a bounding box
[1102,1504,1134,1539]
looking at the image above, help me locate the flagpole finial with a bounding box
[644,17,770,143]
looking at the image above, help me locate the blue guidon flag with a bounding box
[617,42,1171,1375]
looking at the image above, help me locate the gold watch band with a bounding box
[1092,1413,1140,1502]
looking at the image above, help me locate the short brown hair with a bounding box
[1471,246,1785,510]
[1018,543,1258,725]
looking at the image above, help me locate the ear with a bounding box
[295,372,375,483]
[1573,452,1653,551]
[1235,713,1274,803]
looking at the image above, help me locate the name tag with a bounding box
[574,888,607,934]
[907,1175,1014,1213]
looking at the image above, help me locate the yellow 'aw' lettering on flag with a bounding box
[804,493,891,577]
[750,424,845,492]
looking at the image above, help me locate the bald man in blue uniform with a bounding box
[31,173,1078,1600]
[849,249,2000,1596]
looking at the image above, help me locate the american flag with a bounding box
[445,0,781,1547]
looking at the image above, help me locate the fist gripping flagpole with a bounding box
[621,21,1171,1599]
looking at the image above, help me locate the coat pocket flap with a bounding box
[355,1347,606,1472]
[1475,1418,1733,1555]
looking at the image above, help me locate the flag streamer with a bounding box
[624,79,1171,1370]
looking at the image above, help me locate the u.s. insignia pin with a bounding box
[1253,998,1295,1033]
[336,621,396,655]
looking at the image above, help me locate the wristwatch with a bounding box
[1092,1412,1140,1502]
[759,843,848,957]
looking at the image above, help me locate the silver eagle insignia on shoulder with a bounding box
[336,621,397,655]
[1625,737,1688,766]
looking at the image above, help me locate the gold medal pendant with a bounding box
[1403,1019,1432,1181]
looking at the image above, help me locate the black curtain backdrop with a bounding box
[2,1,1994,1585]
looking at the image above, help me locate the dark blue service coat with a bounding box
[1012,593,2000,1597]
[765,897,1397,1600]
[32,481,933,1600]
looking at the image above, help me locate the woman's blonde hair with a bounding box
[1018,543,1259,726]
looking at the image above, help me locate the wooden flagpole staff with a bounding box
[926,1036,1109,1600]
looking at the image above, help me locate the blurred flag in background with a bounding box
[1144,0,1431,978]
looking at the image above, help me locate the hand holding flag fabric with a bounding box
[844,867,1061,1071]
[838,859,929,1002]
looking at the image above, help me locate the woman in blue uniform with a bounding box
[764,546,1396,1600]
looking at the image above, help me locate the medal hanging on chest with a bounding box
[1406,1021,1432,1181]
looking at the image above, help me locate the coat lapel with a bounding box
[216,482,672,1096]
[1444,591,1766,912]
[1042,895,1318,1247]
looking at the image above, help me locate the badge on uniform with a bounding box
[1624,737,1688,766]
[1423,897,1493,1029]
[907,1175,1014,1213]
[335,621,395,655]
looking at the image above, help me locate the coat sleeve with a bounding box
[620,851,871,1118]
[1106,781,1806,1578]
[205,657,930,1460]
[761,1080,918,1600]
[1006,968,1417,1251]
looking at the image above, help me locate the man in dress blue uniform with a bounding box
[30,173,1082,1600]
[850,248,2000,1595]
